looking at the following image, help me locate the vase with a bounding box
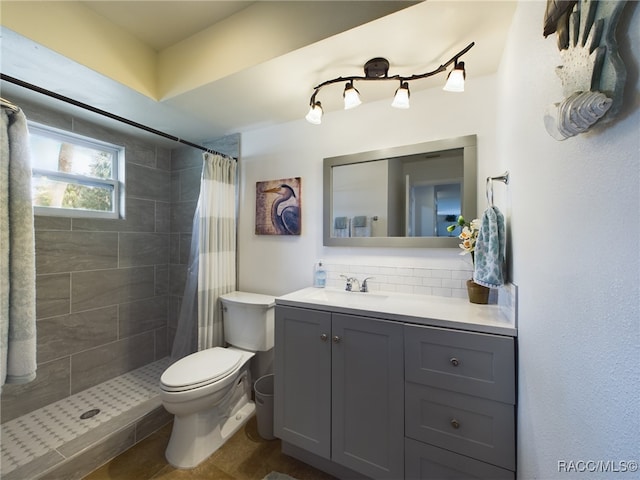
[466,279,490,304]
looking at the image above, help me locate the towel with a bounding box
[1,106,37,391]
[473,206,506,288]
[334,216,348,229]
[350,216,371,237]
[352,215,367,227]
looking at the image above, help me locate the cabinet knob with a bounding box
[332,335,341,343]
[450,357,460,367]
[320,333,328,342]
[450,418,460,429]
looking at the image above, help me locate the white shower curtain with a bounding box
[1,103,37,391]
[197,153,237,350]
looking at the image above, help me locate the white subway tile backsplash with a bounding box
[322,259,473,299]
[319,258,516,320]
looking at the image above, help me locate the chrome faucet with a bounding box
[340,275,359,292]
[360,277,374,292]
[340,275,375,292]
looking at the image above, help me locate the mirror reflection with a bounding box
[323,135,477,248]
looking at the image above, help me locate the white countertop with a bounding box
[276,287,517,337]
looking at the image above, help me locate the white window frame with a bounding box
[29,122,125,219]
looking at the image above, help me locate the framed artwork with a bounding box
[255,177,301,235]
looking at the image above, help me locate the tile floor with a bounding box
[83,416,336,480]
[0,358,172,478]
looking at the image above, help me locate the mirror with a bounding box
[323,135,477,247]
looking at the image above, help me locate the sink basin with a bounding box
[303,289,388,305]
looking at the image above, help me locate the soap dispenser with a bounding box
[313,260,327,288]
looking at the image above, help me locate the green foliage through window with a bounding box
[29,123,124,218]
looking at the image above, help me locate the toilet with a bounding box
[160,291,275,469]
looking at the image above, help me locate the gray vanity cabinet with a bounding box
[404,325,516,479]
[274,305,404,480]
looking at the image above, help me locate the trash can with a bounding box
[254,374,275,440]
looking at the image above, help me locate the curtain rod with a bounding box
[0,73,236,160]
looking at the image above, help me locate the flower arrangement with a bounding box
[447,215,481,261]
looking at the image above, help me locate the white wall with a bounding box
[240,73,500,295]
[240,2,639,476]
[497,1,639,478]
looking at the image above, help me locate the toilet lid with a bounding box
[160,347,242,391]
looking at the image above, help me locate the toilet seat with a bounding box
[160,347,242,392]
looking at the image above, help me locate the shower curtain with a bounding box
[171,152,237,359]
[198,153,238,350]
[0,103,37,391]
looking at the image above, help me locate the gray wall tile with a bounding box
[37,307,118,363]
[171,146,202,171]
[154,327,169,360]
[118,296,167,337]
[179,167,202,202]
[169,264,187,297]
[72,197,156,232]
[119,232,169,267]
[180,233,193,264]
[71,333,155,393]
[34,216,71,231]
[170,201,197,233]
[155,201,170,233]
[156,147,171,171]
[127,163,171,201]
[71,267,155,312]
[36,274,70,319]
[155,264,169,296]
[0,358,70,423]
[36,231,118,274]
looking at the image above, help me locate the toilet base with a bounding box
[165,372,255,469]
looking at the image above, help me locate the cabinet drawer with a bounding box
[405,383,515,471]
[405,325,515,404]
[405,438,514,480]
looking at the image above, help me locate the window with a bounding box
[29,123,125,219]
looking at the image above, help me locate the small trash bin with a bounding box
[254,374,275,440]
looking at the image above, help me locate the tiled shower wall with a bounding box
[2,98,176,423]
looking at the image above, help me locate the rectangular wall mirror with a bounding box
[323,135,477,247]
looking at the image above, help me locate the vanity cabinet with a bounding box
[404,325,516,479]
[274,305,404,479]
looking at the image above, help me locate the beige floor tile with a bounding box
[84,416,335,480]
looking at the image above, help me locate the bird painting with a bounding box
[255,177,301,235]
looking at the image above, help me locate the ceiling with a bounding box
[0,1,517,145]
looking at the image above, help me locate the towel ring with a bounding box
[486,171,509,206]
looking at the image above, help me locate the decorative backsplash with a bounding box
[323,261,472,298]
[320,259,517,326]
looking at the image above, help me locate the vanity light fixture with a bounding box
[305,41,474,124]
[391,81,410,109]
[343,81,362,109]
[443,61,466,92]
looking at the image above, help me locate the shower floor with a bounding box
[0,357,172,480]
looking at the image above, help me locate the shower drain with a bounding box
[80,408,100,420]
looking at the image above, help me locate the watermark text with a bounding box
[558,460,638,474]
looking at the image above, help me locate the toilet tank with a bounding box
[219,291,275,351]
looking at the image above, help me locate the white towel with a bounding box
[350,216,371,237]
[1,106,37,390]
[333,217,350,237]
[473,206,506,288]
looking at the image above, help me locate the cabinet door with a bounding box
[405,438,514,480]
[274,306,331,458]
[331,313,404,479]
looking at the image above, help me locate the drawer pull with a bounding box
[320,333,328,342]
[450,418,460,429]
[450,357,460,367]
[333,335,341,343]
